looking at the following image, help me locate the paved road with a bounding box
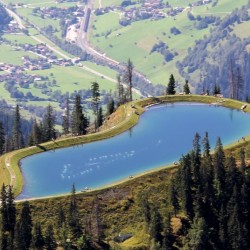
[0,3,135,91]
[76,0,149,97]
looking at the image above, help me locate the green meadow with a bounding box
[3,33,40,45]
[26,65,117,92]
[0,44,39,65]
[90,11,209,84]
[90,0,249,85]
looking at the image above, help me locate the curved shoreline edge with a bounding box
[1,95,249,198]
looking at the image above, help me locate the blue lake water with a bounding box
[18,103,250,199]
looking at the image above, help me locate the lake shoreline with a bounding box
[1,95,249,199]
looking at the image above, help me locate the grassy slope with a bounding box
[90,0,248,86]
[90,9,210,85]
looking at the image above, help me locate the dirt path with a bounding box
[5,155,16,188]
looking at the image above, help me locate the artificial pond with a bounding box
[18,102,250,199]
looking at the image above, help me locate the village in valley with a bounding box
[94,0,212,25]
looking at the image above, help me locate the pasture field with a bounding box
[26,65,117,92]
[0,44,39,65]
[90,0,248,85]
[232,21,250,39]
[3,33,40,45]
[16,7,61,37]
[82,61,118,79]
[90,11,209,84]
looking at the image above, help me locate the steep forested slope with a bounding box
[178,2,250,99]
[0,4,11,32]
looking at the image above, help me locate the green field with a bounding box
[0,44,39,65]
[26,65,117,92]
[90,11,209,85]
[0,0,120,117]
[3,33,40,45]
[82,61,118,79]
[90,0,248,86]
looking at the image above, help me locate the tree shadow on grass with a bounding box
[36,144,47,151]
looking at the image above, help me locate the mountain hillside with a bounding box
[0,4,11,32]
[178,1,250,99]
[90,0,249,91]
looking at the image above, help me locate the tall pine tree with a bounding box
[42,104,56,142]
[14,201,32,250]
[62,97,70,135]
[123,58,134,102]
[13,105,24,150]
[183,79,190,94]
[166,74,176,95]
[71,95,88,135]
[0,122,5,155]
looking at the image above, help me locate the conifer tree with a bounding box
[32,222,44,250]
[184,216,211,250]
[240,148,246,174]
[62,97,70,135]
[170,181,180,217]
[166,74,176,95]
[138,193,151,230]
[68,184,82,239]
[107,98,115,116]
[0,122,5,155]
[29,119,42,146]
[213,137,225,206]
[183,79,190,94]
[13,105,24,150]
[6,185,16,241]
[201,134,216,229]
[71,95,88,135]
[43,104,56,142]
[117,74,126,105]
[227,200,248,250]
[96,106,103,129]
[15,201,32,250]
[149,207,163,246]
[236,67,244,100]
[180,154,194,220]
[124,58,134,102]
[225,156,240,198]
[192,133,201,191]
[213,84,221,95]
[218,204,228,250]
[0,185,16,249]
[1,184,8,249]
[44,224,57,250]
[91,81,100,132]
[162,213,174,250]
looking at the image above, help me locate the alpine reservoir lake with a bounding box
[18,102,250,199]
